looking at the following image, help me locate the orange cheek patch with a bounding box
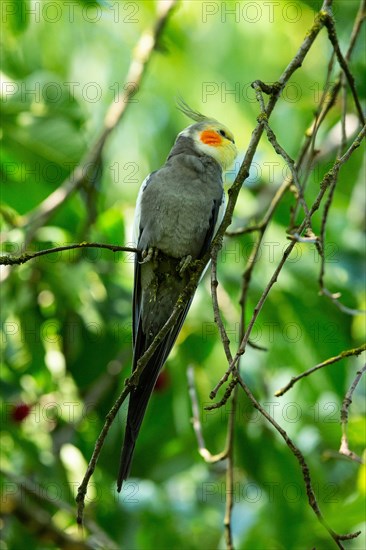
[200,130,222,147]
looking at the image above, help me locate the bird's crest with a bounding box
[176,96,214,123]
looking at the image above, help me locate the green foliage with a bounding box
[1,1,365,549]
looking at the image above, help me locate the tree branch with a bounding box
[209,252,238,547]
[0,242,136,265]
[322,6,365,126]
[224,384,238,550]
[339,363,366,463]
[288,0,365,229]
[213,124,366,398]
[275,344,366,397]
[210,250,233,364]
[187,366,228,463]
[76,383,131,524]
[206,2,339,405]
[209,4,330,257]
[235,376,361,549]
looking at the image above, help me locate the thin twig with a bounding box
[322,7,365,126]
[288,50,335,230]
[187,366,228,463]
[211,252,233,364]
[346,0,366,62]
[0,242,136,265]
[316,69,361,314]
[211,125,366,399]
[76,384,131,524]
[339,75,348,155]
[339,363,366,463]
[288,230,319,244]
[289,0,365,228]
[210,4,331,258]
[224,384,238,550]
[252,84,310,221]
[236,376,361,549]
[319,287,365,315]
[308,0,365,145]
[275,344,366,397]
[236,179,293,336]
[225,223,261,237]
[225,178,291,239]
[210,248,238,548]
[206,378,238,411]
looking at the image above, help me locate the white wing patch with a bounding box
[200,191,226,282]
[132,174,151,246]
[213,192,226,239]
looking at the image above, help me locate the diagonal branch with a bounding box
[206,6,341,405]
[339,363,366,463]
[322,6,365,126]
[287,0,365,230]
[187,366,228,463]
[211,124,366,399]
[275,344,366,397]
[210,250,233,364]
[210,250,238,549]
[210,4,331,255]
[259,117,310,220]
[236,376,361,549]
[76,383,131,525]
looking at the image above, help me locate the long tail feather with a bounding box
[117,344,166,491]
[118,252,197,491]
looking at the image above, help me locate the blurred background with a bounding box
[1,0,365,548]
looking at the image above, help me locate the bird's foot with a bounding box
[140,247,158,264]
[178,255,192,276]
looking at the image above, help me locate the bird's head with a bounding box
[176,98,237,170]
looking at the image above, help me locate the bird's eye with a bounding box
[218,129,226,137]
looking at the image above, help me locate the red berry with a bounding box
[11,403,31,422]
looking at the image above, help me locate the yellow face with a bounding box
[195,122,237,170]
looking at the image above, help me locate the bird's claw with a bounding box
[178,255,192,276]
[140,247,158,264]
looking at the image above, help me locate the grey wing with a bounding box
[198,190,225,258]
[132,172,155,343]
[164,190,226,343]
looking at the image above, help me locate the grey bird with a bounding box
[117,101,237,491]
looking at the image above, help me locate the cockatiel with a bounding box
[117,100,237,491]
